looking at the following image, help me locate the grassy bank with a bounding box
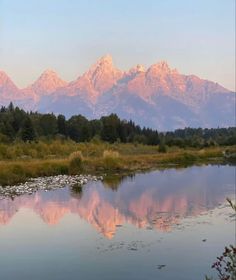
[0,140,235,186]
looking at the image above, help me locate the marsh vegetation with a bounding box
[0,139,235,186]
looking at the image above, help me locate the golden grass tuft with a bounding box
[68,151,84,174]
[69,150,84,161]
[103,150,120,159]
[102,150,121,170]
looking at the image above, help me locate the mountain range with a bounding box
[0,55,235,130]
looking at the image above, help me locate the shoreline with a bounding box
[0,174,103,199]
[0,145,235,187]
[0,161,234,200]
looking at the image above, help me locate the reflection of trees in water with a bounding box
[70,184,83,199]
[103,173,135,190]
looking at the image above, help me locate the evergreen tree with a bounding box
[101,114,120,143]
[21,117,36,142]
[8,102,14,112]
[39,114,58,136]
[2,121,15,140]
[57,114,67,135]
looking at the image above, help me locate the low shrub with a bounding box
[69,151,84,174]
[158,143,167,153]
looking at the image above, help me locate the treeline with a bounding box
[0,103,235,147]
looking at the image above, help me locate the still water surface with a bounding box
[0,165,235,280]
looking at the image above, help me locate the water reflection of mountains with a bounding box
[0,166,234,239]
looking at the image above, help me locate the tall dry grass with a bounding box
[0,140,234,186]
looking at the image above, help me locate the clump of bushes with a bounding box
[158,142,167,153]
[69,151,84,174]
[102,150,121,170]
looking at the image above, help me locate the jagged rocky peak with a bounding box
[128,64,145,75]
[0,70,7,81]
[146,60,175,76]
[87,54,119,75]
[0,70,25,102]
[0,70,14,85]
[30,69,67,95]
[83,54,123,93]
[97,54,113,65]
[135,64,145,72]
[86,54,114,76]
[0,70,19,93]
[40,69,61,79]
[155,60,170,70]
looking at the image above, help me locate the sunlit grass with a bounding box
[0,140,235,186]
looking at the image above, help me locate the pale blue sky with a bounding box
[0,0,235,90]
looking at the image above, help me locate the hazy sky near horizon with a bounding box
[0,0,235,91]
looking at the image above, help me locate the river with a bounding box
[0,165,235,280]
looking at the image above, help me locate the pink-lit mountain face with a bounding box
[27,69,67,96]
[0,71,24,103]
[0,55,234,130]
